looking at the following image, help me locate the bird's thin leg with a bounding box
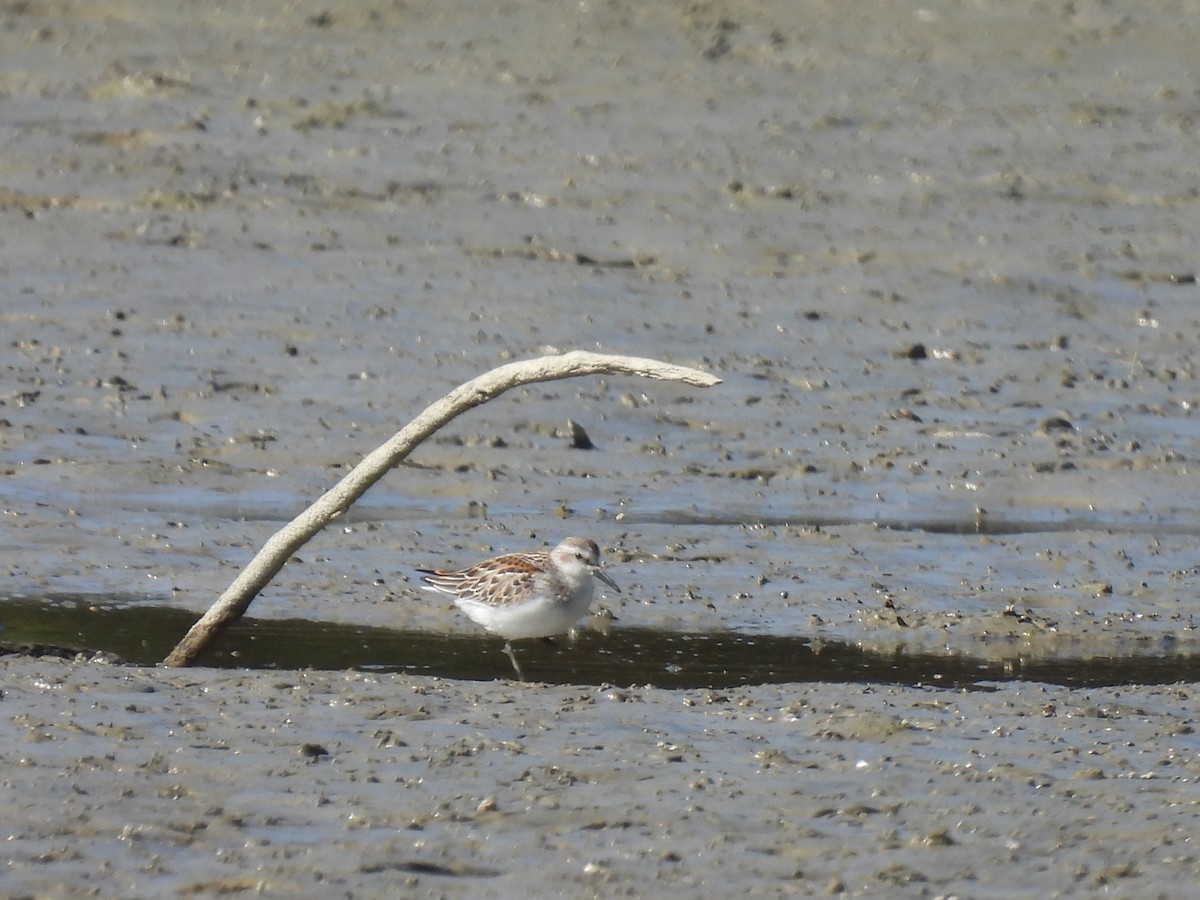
[503,642,525,681]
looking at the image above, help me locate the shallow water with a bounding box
[5,596,1197,689]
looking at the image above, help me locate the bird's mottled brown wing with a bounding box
[418,551,549,607]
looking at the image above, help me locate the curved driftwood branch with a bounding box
[162,351,721,666]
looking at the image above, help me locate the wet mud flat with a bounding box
[4,656,1198,897]
[3,0,1200,896]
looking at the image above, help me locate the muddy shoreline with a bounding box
[3,0,1200,895]
[5,657,1199,897]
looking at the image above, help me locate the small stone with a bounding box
[567,419,594,449]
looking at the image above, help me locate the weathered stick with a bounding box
[162,351,721,666]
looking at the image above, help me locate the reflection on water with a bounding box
[620,509,1200,537]
[2,596,1198,689]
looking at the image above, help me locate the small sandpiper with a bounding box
[417,536,620,679]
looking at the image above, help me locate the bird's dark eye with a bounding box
[576,552,584,560]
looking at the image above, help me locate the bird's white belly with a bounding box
[455,588,593,640]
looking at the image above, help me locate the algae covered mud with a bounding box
[2,0,1199,895]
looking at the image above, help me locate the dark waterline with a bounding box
[2,597,1197,689]
[620,509,1200,537]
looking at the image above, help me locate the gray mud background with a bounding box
[3,1,1199,896]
